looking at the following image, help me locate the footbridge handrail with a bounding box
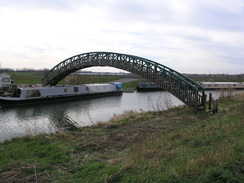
[42,52,206,110]
[136,56,205,91]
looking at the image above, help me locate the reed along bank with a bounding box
[0,93,243,183]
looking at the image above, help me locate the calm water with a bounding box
[0,90,242,142]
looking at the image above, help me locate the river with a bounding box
[0,90,242,142]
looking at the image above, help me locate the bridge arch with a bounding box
[42,52,206,110]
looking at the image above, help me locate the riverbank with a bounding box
[3,71,140,86]
[0,94,243,182]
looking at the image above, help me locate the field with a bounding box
[0,93,243,182]
[4,71,244,88]
[4,71,148,89]
[6,72,45,84]
[5,72,125,85]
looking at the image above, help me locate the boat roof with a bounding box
[17,83,119,90]
[201,82,242,84]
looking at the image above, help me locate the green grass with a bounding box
[122,78,148,89]
[4,71,143,89]
[0,93,243,182]
[65,75,121,85]
[1,71,244,182]
[5,71,244,86]
[6,71,44,84]
[4,72,123,85]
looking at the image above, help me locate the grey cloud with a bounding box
[0,0,74,11]
[104,0,173,24]
[191,3,244,31]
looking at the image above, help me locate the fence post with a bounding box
[202,94,207,111]
[209,93,212,110]
[215,100,219,113]
[213,100,216,114]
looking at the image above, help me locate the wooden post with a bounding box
[212,99,219,114]
[213,100,216,114]
[203,94,207,111]
[216,100,219,113]
[209,93,212,110]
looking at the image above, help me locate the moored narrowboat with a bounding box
[200,82,244,90]
[136,82,164,92]
[0,83,122,106]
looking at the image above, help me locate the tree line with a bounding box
[0,68,49,72]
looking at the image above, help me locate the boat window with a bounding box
[64,88,68,93]
[3,78,10,82]
[74,87,79,92]
[26,90,41,98]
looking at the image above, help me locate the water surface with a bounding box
[0,90,242,142]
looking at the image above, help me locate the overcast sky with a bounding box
[0,0,243,74]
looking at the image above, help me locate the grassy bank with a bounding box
[121,78,148,89]
[5,72,123,85]
[0,93,243,182]
[6,72,45,84]
[5,71,144,89]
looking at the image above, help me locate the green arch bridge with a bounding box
[42,52,206,110]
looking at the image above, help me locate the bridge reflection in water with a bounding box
[43,52,206,110]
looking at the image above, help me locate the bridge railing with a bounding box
[42,52,206,110]
[112,54,204,108]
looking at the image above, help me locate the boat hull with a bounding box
[0,91,122,107]
[136,82,164,92]
[136,87,164,92]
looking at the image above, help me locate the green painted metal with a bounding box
[42,52,206,110]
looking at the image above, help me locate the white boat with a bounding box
[0,73,12,93]
[0,83,122,106]
[200,82,244,90]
